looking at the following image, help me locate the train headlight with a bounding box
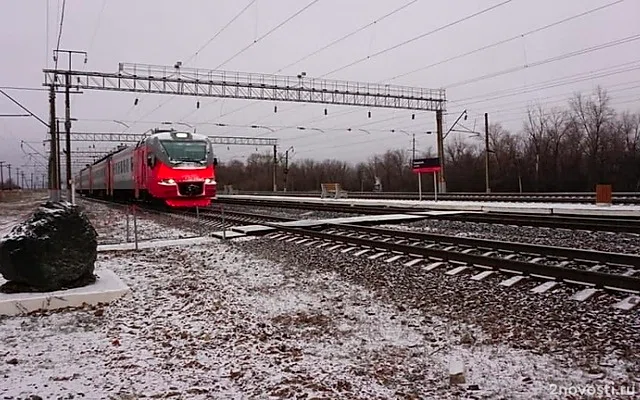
[158,178,176,185]
[205,178,216,185]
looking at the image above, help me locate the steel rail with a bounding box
[215,197,640,233]
[272,225,640,293]
[329,223,640,268]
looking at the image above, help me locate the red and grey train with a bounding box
[75,128,218,207]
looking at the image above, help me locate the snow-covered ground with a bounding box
[0,195,638,398]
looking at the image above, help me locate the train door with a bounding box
[106,158,113,197]
[89,166,93,194]
[140,146,148,190]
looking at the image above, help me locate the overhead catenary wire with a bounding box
[129,0,319,130]
[241,0,630,129]
[200,0,419,123]
[387,0,626,82]
[444,33,640,88]
[214,0,321,70]
[321,0,514,78]
[53,0,66,70]
[120,0,259,129]
[185,0,258,65]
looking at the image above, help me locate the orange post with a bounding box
[595,184,612,206]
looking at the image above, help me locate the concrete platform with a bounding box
[210,230,246,239]
[408,210,473,216]
[275,213,427,228]
[98,236,219,251]
[0,269,129,317]
[218,194,640,217]
[231,224,276,235]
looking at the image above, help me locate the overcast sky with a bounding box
[1,0,639,182]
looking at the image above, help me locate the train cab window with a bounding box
[160,140,208,164]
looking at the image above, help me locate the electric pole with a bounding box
[412,134,416,163]
[56,119,62,191]
[485,112,490,193]
[6,164,11,190]
[436,110,446,193]
[283,146,293,192]
[49,83,58,200]
[53,49,87,196]
[15,167,20,190]
[273,144,278,192]
[0,161,4,191]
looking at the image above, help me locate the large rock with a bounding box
[0,201,98,293]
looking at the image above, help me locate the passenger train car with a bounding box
[76,128,218,207]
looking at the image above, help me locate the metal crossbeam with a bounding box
[67,132,142,142]
[209,136,277,146]
[43,63,446,111]
[63,132,279,147]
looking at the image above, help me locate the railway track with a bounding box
[182,208,640,295]
[215,197,640,234]
[80,196,640,306]
[234,190,640,204]
[265,223,640,296]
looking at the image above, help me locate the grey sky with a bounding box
[1,0,639,182]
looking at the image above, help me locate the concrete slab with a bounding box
[218,194,640,217]
[612,295,640,310]
[445,266,468,276]
[499,275,526,287]
[210,231,245,239]
[571,288,600,302]
[0,269,129,317]
[531,281,559,294]
[408,210,473,216]
[368,252,388,260]
[98,236,220,251]
[231,224,275,234]
[483,206,552,215]
[385,255,403,263]
[424,261,444,271]
[353,249,371,256]
[471,270,494,281]
[275,213,427,228]
[404,258,423,267]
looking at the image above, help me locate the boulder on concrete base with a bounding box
[0,201,98,293]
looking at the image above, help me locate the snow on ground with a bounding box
[0,196,638,398]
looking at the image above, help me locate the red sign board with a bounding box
[412,157,441,174]
[413,166,441,174]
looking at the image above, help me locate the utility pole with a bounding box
[436,110,446,193]
[484,112,490,193]
[49,83,58,200]
[65,72,72,191]
[283,146,293,192]
[15,168,20,190]
[6,164,11,190]
[412,134,416,162]
[31,172,34,190]
[272,144,278,192]
[0,161,4,191]
[53,49,87,196]
[56,119,62,191]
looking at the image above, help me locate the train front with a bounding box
[148,130,217,208]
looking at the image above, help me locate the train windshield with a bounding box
[160,140,208,164]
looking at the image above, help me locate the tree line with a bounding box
[217,86,640,193]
